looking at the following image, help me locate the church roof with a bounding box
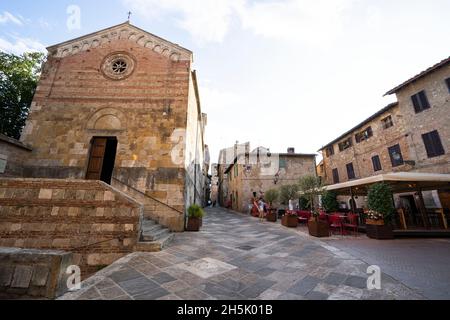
[46,21,192,62]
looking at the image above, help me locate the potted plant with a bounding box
[366,183,394,240]
[322,191,339,213]
[299,175,329,237]
[264,189,279,222]
[279,184,299,227]
[186,204,205,232]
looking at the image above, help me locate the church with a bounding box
[6,21,209,232]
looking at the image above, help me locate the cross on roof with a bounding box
[127,11,132,22]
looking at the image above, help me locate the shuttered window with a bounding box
[325,146,335,157]
[389,144,404,167]
[411,90,430,113]
[372,155,382,172]
[346,163,356,180]
[332,168,340,184]
[355,127,373,143]
[422,130,445,158]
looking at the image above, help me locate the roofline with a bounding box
[46,21,193,55]
[384,56,450,96]
[318,102,398,152]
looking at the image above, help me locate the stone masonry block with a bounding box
[11,265,34,288]
[31,265,50,287]
[0,265,15,286]
[39,189,53,200]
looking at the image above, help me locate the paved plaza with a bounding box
[60,207,446,300]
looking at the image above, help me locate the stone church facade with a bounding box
[18,22,208,231]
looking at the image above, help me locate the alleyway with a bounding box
[61,207,426,300]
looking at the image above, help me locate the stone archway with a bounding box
[86,107,127,131]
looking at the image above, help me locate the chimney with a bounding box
[287,148,295,154]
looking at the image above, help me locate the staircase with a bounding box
[134,218,175,252]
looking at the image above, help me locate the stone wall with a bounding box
[0,247,73,299]
[0,178,142,277]
[0,134,32,178]
[228,154,317,213]
[394,63,450,174]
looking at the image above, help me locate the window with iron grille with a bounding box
[372,155,382,172]
[355,127,373,143]
[381,116,394,129]
[332,168,340,184]
[388,144,404,167]
[338,138,352,152]
[411,90,430,113]
[346,163,356,180]
[422,130,445,158]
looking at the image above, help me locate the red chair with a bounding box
[329,214,344,236]
[298,211,311,225]
[343,213,359,237]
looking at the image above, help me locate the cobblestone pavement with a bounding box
[322,237,450,300]
[61,207,426,300]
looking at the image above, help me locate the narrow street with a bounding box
[61,207,427,300]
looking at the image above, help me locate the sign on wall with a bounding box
[0,154,7,174]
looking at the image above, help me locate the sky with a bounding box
[1,0,450,165]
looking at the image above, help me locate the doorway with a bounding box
[400,195,422,228]
[86,137,118,184]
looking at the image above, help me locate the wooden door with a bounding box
[86,138,107,180]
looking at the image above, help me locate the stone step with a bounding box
[141,223,163,234]
[141,227,170,242]
[134,233,175,252]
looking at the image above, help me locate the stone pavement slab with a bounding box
[60,207,432,300]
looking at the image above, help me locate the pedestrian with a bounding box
[258,197,266,222]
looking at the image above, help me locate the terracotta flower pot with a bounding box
[186,217,201,232]
[308,219,330,238]
[266,211,277,222]
[282,215,298,228]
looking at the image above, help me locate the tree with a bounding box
[0,52,45,139]
[298,175,324,216]
[279,184,299,205]
[322,191,339,212]
[264,189,279,207]
[367,183,394,222]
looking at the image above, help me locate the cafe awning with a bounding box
[325,172,450,195]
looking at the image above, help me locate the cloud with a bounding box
[0,36,46,55]
[0,11,24,26]
[123,0,353,45]
[123,0,243,44]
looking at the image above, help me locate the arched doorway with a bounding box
[86,137,118,184]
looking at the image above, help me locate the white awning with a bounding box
[325,172,450,194]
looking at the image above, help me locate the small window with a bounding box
[411,90,430,113]
[346,163,356,180]
[372,155,382,172]
[355,127,373,143]
[325,145,335,157]
[332,168,340,184]
[279,159,287,169]
[234,165,239,177]
[422,130,445,158]
[338,138,353,152]
[381,116,394,129]
[389,144,404,167]
[446,78,450,93]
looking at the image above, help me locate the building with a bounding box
[319,56,450,227]
[4,22,208,231]
[224,146,317,213]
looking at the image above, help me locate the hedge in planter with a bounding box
[322,191,339,213]
[186,204,205,232]
[366,183,395,240]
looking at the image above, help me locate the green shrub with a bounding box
[188,204,205,218]
[367,183,394,222]
[299,196,310,210]
[264,189,279,206]
[322,191,339,212]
